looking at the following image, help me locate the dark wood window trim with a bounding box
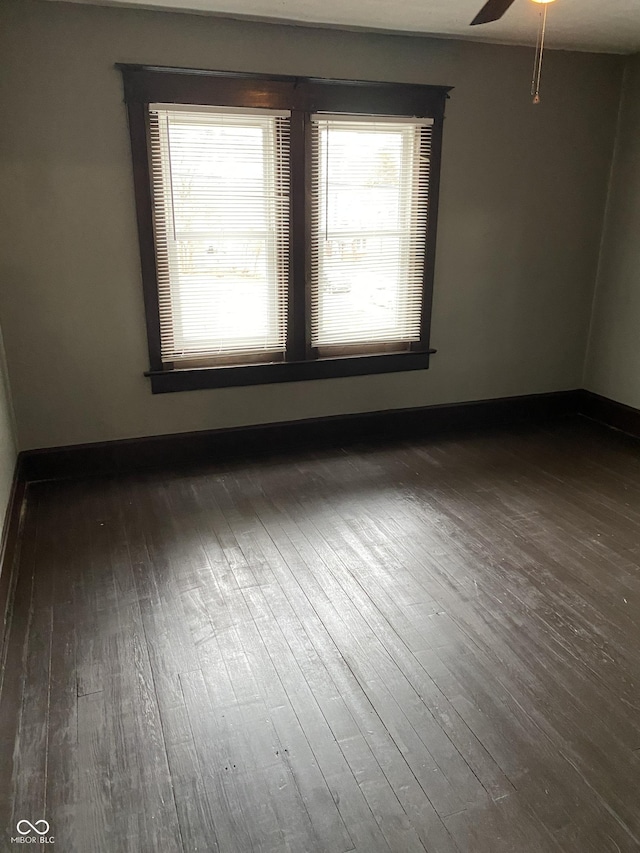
[119,64,451,393]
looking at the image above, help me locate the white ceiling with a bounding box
[47,0,640,53]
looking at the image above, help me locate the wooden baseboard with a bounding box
[579,390,640,439]
[0,458,27,671]
[19,390,582,482]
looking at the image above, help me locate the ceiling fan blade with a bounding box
[470,0,518,25]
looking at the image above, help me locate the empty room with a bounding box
[1,0,640,849]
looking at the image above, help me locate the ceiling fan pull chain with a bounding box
[531,9,543,97]
[532,3,549,104]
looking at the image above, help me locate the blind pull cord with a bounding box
[165,115,179,240]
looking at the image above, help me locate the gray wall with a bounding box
[585,54,640,408]
[0,0,623,450]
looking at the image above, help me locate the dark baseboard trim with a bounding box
[17,389,640,485]
[0,457,27,672]
[579,390,640,440]
[20,390,582,483]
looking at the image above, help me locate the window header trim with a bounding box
[119,64,452,119]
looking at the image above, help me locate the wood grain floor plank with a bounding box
[248,494,471,819]
[9,507,52,840]
[0,488,38,845]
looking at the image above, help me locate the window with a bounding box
[311,115,431,355]
[150,105,290,367]
[121,66,450,392]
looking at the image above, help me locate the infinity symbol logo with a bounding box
[16,820,50,836]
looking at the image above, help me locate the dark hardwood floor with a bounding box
[1,418,640,852]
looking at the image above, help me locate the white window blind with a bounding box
[310,114,433,352]
[148,104,291,366]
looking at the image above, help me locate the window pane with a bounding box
[170,238,275,348]
[311,117,432,350]
[149,107,290,364]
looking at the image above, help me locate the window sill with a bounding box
[146,349,436,393]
